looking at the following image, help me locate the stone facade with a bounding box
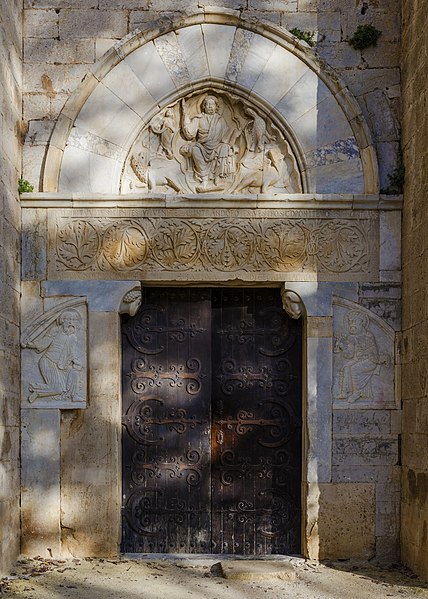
[0,0,22,576]
[401,0,428,580]
[0,0,410,572]
[18,3,402,561]
[22,1,401,193]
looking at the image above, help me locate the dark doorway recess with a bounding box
[121,288,302,555]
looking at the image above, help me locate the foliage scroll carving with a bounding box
[52,213,376,280]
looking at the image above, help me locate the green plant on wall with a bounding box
[348,24,382,50]
[18,178,34,193]
[290,28,315,47]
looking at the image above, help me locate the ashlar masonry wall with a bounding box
[22,0,401,193]
[401,0,428,580]
[0,0,22,576]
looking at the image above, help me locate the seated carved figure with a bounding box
[180,95,239,191]
[124,91,303,195]
[333,311,383,403]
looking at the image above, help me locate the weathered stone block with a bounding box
[307,337,332,483]
[42,280,141,313]
[375,534,400,564]
[22,144,44,190]
[248,0,296,10]
[0,496,20,574]
[22,209,47,280]
[0,425,19,464]
[332,465,400,484]
[333,410,390,435]
[96,38,116,60]
[24,63,89,95]
[21,409,61,557]
[23,92,50,120]
[318,483,376,560]
[333,436,399,466]
[0,318,20,353]
[24,38,95,64]
[376,480,400,503]
[26,0,97,7]
[318,43,360,69]
[380,211,402,271]
[100,0,149,7]
[0,459,20,503]
[359,283,401,299]
[306,316,332,338]
[59,9,128,40]
[24,9,59,38]
[359,298,401,331]
[0,285,20,326]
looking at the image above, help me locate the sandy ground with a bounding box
[2,556,428,599]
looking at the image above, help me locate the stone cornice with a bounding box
[20,193,402,210]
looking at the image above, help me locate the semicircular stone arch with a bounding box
[43,11,379,195]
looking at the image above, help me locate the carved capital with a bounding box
[119,283,142,317]
[281,287,304,320]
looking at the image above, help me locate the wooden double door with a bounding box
[121,288,302,555]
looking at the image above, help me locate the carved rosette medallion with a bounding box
[203,221,253,271]
[101,222,149,271]
[316,222,367,273]
[57,220,100,271]
[152,219,199,269]
[261,223,307,270]
[121,90,303,195]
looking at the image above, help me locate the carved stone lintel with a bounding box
[281,287,304,320]
[51,211,377,281]
[21,297,88,409]
[119,283,142,316]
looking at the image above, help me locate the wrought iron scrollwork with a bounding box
[123,397,207,444]
[129,357,205,395]
[217,359,294,397]
[123,304,206,355]
[215,399,297,448]
[217,306,298,357]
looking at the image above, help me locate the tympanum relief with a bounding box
[332,298,395,409]
[21,298,87,409]
[121,91,302,195]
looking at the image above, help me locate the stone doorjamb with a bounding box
[21,275,359,560]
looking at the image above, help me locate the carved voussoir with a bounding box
[332,297,396,410]
[21,297,88,409]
